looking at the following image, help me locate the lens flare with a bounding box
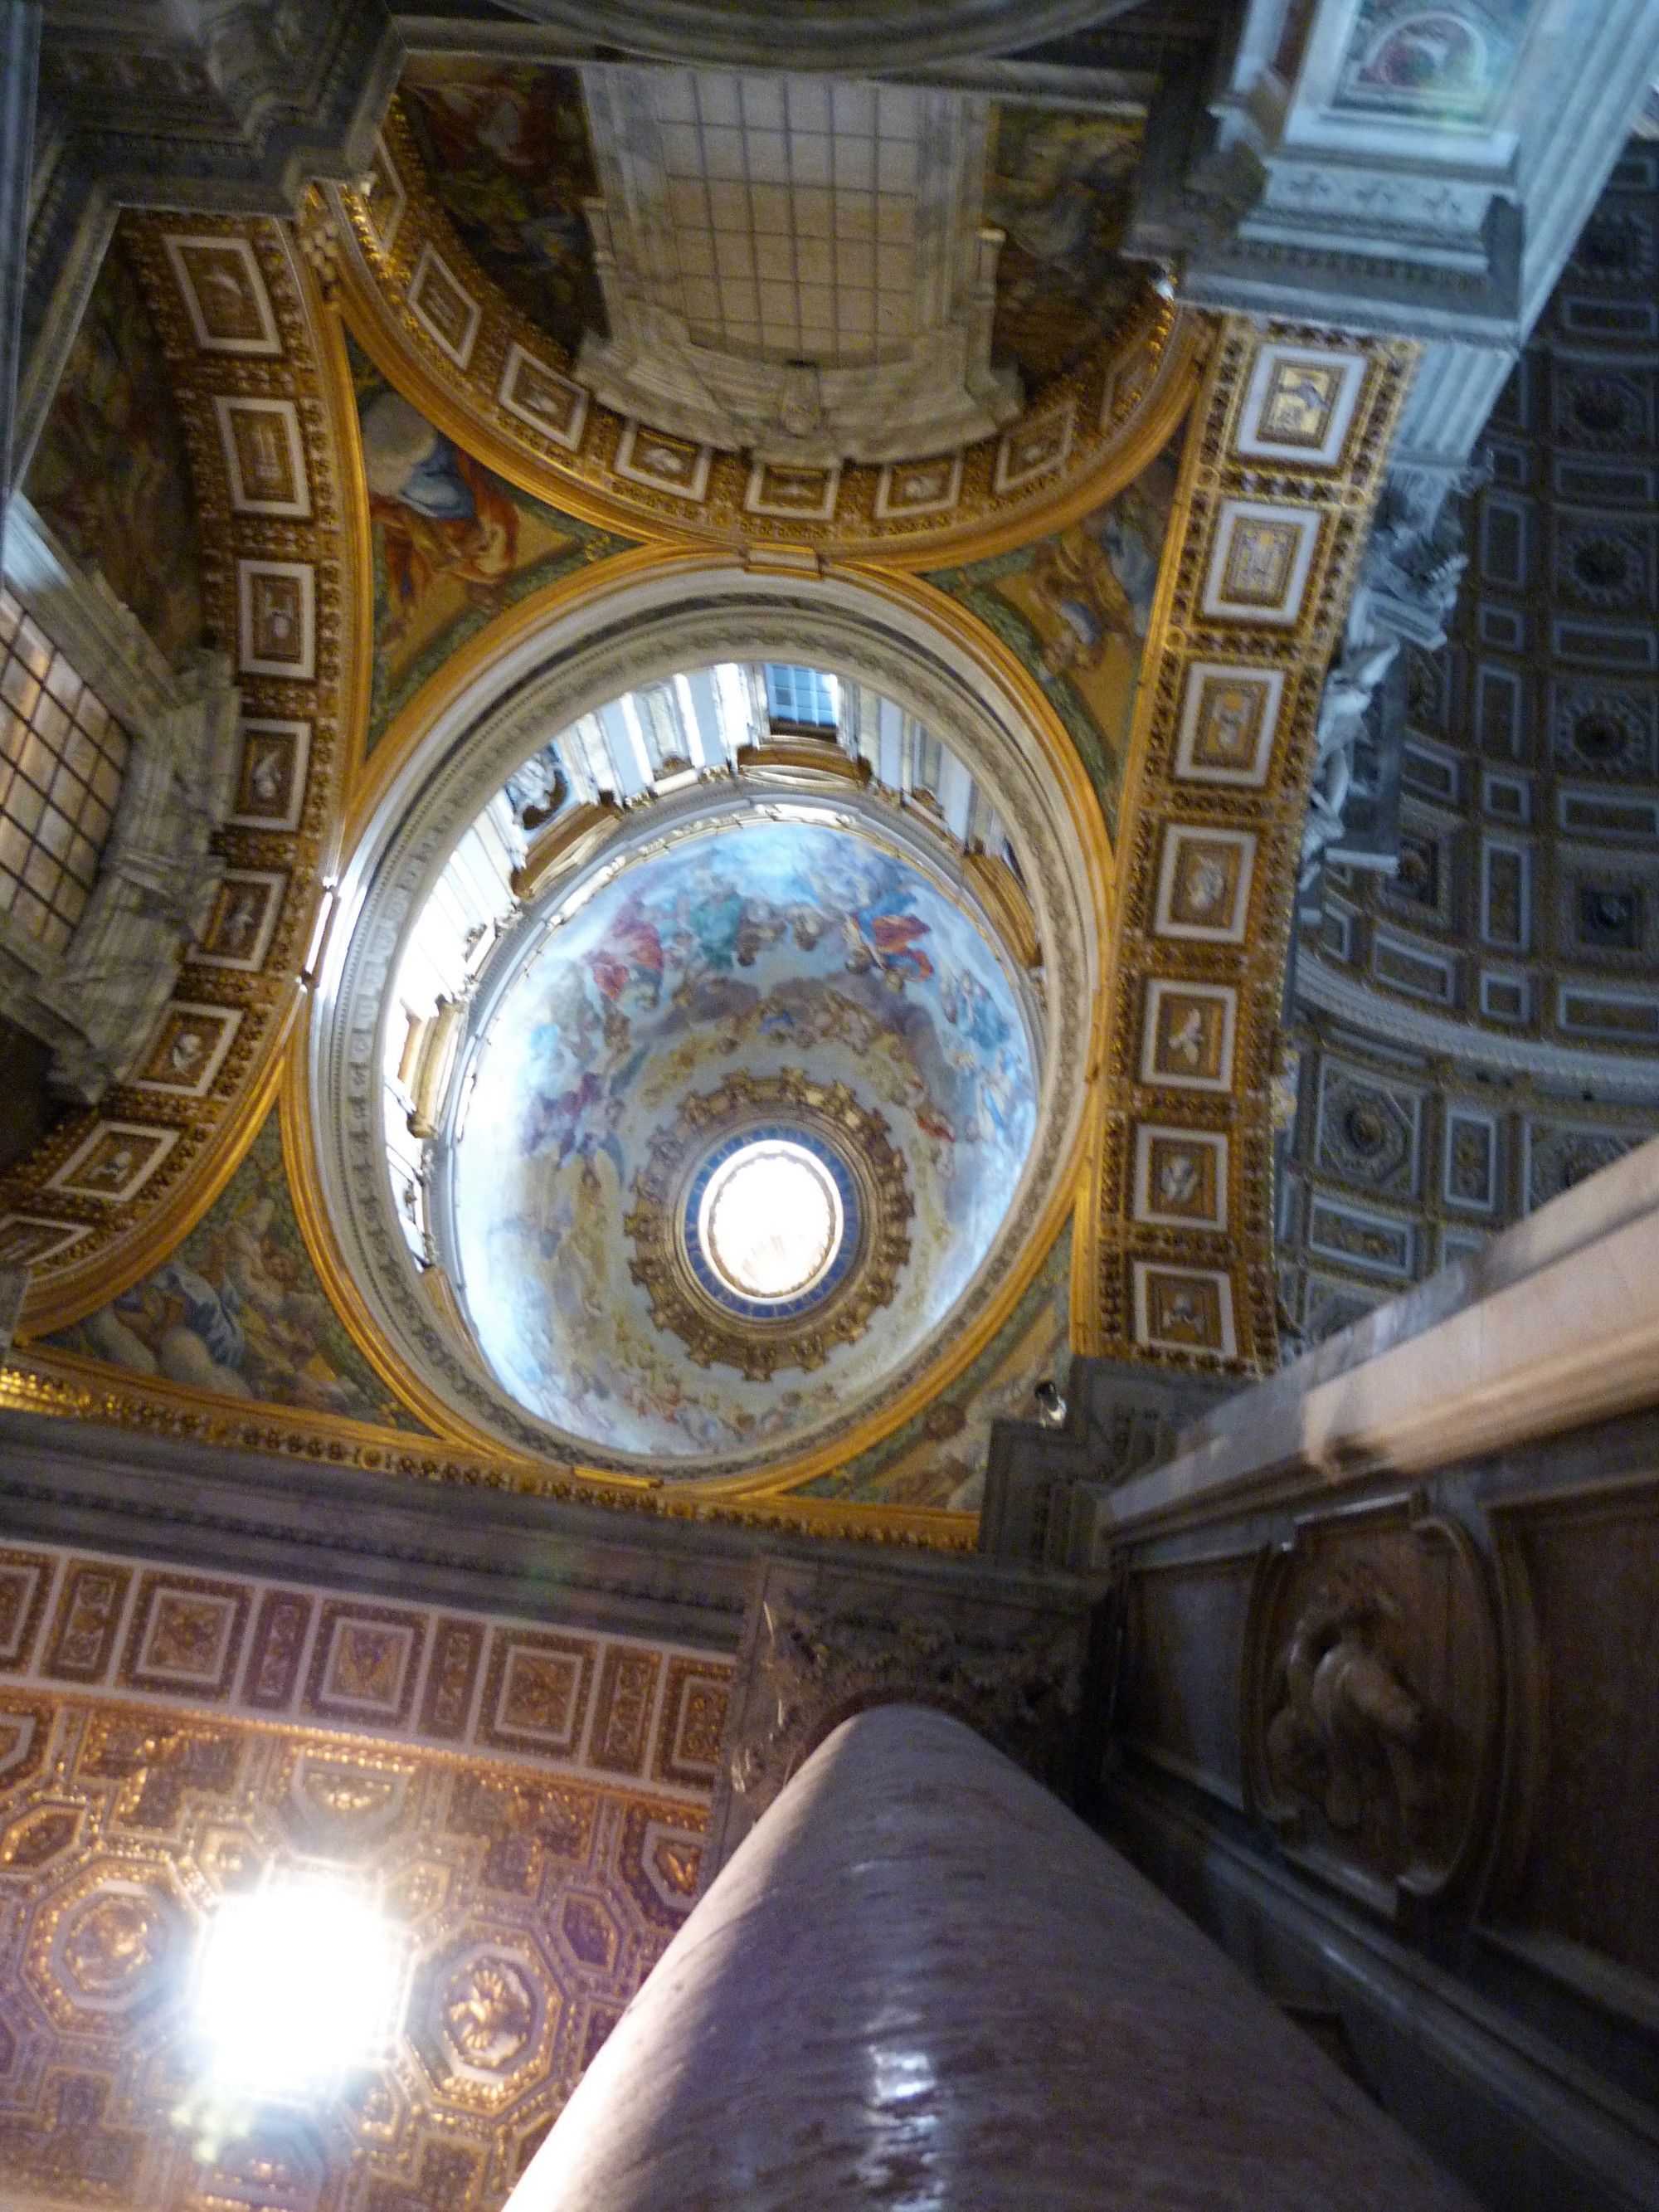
[193,1881,401,2094]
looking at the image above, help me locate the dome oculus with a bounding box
[430,807,1039,1449]
[698,1138,844,1303]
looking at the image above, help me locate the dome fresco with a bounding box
[441,814,1039,1461]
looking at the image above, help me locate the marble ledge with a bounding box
[1108,1133,1659,1537]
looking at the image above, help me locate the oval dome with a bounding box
[314,568,1101,1484]
[439,811,1038,1460]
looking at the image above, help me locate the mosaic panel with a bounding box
[1131,1260,1237,1358]
[1172,662,1284,787]
[1200,501,1321,627]
[1235,344,1367,470]
[1131,1124,1228,1232]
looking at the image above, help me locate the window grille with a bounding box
[763,663,839,733]
[0,590,128,957]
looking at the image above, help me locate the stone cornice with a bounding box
[1297,950,1659,1103]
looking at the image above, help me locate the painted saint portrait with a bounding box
[49,1108,424,1430]
[398,58,607,358]
[352,346,634,748]
[362,389,523,635]
[25,235,205,665]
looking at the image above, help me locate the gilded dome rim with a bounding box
[304,561,1102,1482]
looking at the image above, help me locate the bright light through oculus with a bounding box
[193,1882,401,2095]
[698,1138,844,1301]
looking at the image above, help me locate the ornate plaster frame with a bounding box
[8,212,370,1333]
[299,558,1105,1492]
[1083,317,1418,1376]
[622,1069,912,1381]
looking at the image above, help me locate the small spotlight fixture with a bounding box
[1034,1377,1068,1429]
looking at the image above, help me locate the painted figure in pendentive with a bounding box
[360,390,521,636]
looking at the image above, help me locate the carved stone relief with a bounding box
[1299,465,1474,915]
[1314,1062,1420,1196]
[1243,1500,1501,1912]
[39,0,400,214]
[705,1557,1095,1878]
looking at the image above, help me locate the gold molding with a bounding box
[331,262,380,826]
[280,543,1114,1500]
[324,104,1204,572]
[12,216,367,1333]
[1,1343,572,1491]
[0,1347,976,1548]
[340,539,703,855]
[1087,318,1419,1374]
[624,1069,912,1381]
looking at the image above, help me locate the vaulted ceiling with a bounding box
[6,9,1652,1547]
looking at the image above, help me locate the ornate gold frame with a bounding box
[1081,317,1418,1375]
[10,212,372,1335]
[624,1069,912,1381]
[0,1346,977,1548]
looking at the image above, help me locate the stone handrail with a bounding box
[1106,1133,1659,1537]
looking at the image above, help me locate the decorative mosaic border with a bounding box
[1087,321,1418,1372]
[6,214,361,1323]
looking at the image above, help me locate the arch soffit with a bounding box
[11,213,368,1334]
[1082,319,1418,1380]
[315,105,1204,572]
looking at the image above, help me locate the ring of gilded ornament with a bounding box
[683,1128,863,1322]
[623,1069,915,1381]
